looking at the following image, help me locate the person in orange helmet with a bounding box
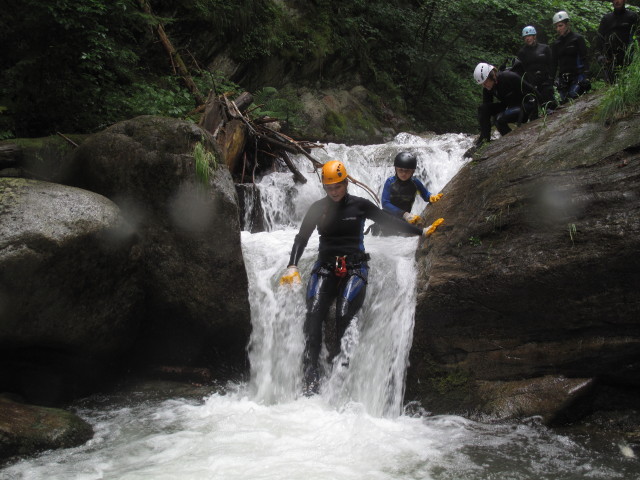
[280,160,442,395]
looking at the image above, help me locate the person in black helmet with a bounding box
[595,0,639,83]
[379,152,443,231]
[279,160,443,396]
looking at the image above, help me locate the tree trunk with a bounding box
[139,0,205,105]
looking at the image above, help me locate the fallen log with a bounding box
[199,91,324,183]
[0,144,22,170]
[280,151,307,184]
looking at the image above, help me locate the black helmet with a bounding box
[394,152,417,170]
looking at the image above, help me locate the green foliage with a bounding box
[0,0,627,138]
[102,73,242,125]
[250,86,305,129]
[595,43,640,124]
[193,141,217,187]
[0,0,143,136]
[568,223,578,246]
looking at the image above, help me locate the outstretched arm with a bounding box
[413,178,432,203]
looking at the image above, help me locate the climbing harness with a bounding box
[335,256,348,278]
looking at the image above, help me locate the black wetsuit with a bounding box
[596,6,639,82]
[477,70,538,143]
[288,193,422,392]
[551,31,590,103]
[517,42,556,110]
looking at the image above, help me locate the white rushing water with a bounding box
[2,133,638,480]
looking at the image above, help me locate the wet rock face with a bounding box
[71,116,252,373]
[408,94,640,421]
[0,178,141,404]
[0,116,252,406]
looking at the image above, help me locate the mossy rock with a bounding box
[0,396,93,462]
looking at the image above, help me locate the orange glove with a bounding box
[280,266,302,285]
[402,212,422,224]
[423,218,444,237]
[429,193,443,203]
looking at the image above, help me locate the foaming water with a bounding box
[3,133,639,480]
[245,132,471,416]
[3,391,635,480]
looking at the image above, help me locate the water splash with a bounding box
[3,133,638,480]
[243,132,473,416]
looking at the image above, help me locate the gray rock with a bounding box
[0,178,140,403]
[407,93,640,422]
[71,116,251,373]
[0,395,93,462]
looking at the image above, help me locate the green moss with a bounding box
[324,111,347,137]
[429,368,473,395]
[408,357,479,415]
[350,111,376,137]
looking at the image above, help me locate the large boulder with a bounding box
[71,116,251,374]
[0,177,140,404]
[407,93,640,422]
[0,395,93,461]
[0,135,87,183]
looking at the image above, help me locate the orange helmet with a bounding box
[321,160,348,185]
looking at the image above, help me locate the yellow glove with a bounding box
[402,212,421,224]
[280,265,301,285]
[429,193,443,203]
[423,218,444,237]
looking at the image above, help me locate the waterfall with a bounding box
[4,132,633,480]
[242,132,473,416]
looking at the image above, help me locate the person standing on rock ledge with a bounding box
[595,0,639,83]
[517,25,557,114]
[551,10,591,104]
[279,160,443,396]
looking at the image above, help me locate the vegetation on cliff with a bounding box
[0,0,629,140]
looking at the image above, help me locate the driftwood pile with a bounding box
[138,0,324,185]
[199,90,324,184]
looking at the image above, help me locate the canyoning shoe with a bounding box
[302,366,320,396]
[303,380,319,397]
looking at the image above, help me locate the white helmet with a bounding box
[473,63,495,85]
[522,26,537,37]
[553,11,569,24]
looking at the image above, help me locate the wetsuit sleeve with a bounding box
[381,176,405,217]
[413,178,431,202]
[482,86,493,104]
[363,199,423,236]
[544,45,554,79]
[288,201,321,266]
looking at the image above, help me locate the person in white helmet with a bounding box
[551,11,591,104]
[473,62,539,146]
[517,25,556,113]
